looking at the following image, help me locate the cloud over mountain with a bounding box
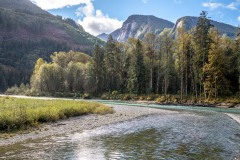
[31,0,123,36]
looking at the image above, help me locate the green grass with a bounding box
[0,97,113,132]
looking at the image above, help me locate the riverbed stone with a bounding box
[234,104,240,109]
[217,103,235,108]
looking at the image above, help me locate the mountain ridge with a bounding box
[172,16,237,38]
[98,15,237,41]
[98,15,174,42]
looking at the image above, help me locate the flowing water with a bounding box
[0,106,240,159]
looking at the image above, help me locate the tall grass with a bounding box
[0,97,113,132]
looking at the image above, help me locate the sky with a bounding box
[30,0,240,36]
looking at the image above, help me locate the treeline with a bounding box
[27,11,240,99]
[0,39,70,92]
[30,51,92,95]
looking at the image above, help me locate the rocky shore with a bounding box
[0,105,177,146]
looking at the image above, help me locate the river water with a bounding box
[0,110,240,159]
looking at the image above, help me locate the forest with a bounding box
[8,11,240,102]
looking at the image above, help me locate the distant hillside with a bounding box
[0,0,104,91]
[171,16,237,38]
[97,33,109,41]
[98,15,174,42]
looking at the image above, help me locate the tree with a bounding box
[175,28,191,99]
[236,26,240,92]
[193,11,213,98]
[128,40,146,94]
[203,28,229,99]
[159,31,175,95]
[144,33,156,93]
[38,63,64,93]
[65,62,86,93]
[91,44,105,94]
[30,58,45,92]
[104,35,121,91]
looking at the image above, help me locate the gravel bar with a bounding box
[226,113,240,124]
[0,105,178,146]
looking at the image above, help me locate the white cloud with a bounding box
[76,1,123,36]
[202,0,240,10]
[31,0,123,36]
[226,0,240,10]
[30,0,90,10]
[202,2,223,10]
[238,16,240,21]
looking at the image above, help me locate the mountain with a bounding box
[172,16,237,38]
[103,15,175,42]
[100,15,237,42]
[0,0,104,91]
[97,33,109,41]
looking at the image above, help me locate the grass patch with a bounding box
[0,97,113,132]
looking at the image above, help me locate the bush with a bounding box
[5,83,30,95]
[156,96,166,103]
[83,93,91,99]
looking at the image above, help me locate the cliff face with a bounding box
[172,16,237,38]
[103,15,174,42]
[99,15,237,42]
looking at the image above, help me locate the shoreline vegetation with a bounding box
[0,97,113,133]
[4,91,240,108]
[100,92,240,109]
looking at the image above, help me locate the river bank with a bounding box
[0,105,177,146]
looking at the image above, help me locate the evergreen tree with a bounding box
[236,26,240,92]
[144,33,156,93]
[128,40,146,94]
[175,28,191,99]
[92,44,105,94]
[193,11,213,98]
[104,35,121,92]
[159,31,175,95]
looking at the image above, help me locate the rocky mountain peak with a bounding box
[106,14,174,42]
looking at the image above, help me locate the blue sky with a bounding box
[31,0,240,36]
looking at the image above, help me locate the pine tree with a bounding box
[193,11,213,98]
[135,40,146,94]
[92,44,105,94]
[144,33,156,93]
[236,26,240,93]
[128,40,146,94]
[175,27,191,99]
[104,35,121,92]
[159,31,175,95]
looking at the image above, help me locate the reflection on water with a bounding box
[0,111,240,160]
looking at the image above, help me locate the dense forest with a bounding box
[8,11,240,101]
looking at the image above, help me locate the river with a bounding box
[0,105,239,160]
